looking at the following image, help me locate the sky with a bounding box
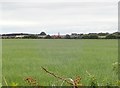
[0,0,119,35]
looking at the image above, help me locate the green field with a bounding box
[2,39,118,86]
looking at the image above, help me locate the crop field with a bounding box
[2,39,118,86]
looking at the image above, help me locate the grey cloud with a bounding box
[0,1,118,34]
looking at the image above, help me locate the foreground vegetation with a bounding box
[2,39,118,86]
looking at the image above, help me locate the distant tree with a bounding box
[106,34,117,39]
[89,34,98,39]
[71,33,78,39]
[113,32,120,35]
[81,34,89,39]
[98,32,109,36]
[65,34,71,39]
[77,34,83,39]
[40,32,46,35]
[24,34,38,39]
[45,35,52,39]
[117,35,120,39]
[112,32,120,39]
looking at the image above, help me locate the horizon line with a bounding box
[0,31,119,35]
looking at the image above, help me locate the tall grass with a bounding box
[2,39,118,86]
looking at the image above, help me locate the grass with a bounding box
[2,39,118,86]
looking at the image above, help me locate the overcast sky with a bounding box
[0,0,118,34]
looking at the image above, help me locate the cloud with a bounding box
[0,0,119,3]
[0,1,118,34]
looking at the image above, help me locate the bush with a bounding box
[106,34,117,39]
[65,34,71,39]
[89,34,98,39]
[23,35,38,39]
[81,34,90,39]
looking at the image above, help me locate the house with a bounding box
[51,35,60,39]
[60,35,66,39]
[51,32,63,39]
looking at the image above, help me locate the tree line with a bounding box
[1,32,120,39]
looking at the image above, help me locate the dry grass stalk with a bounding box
[3,76,8,86]
[41,66,82,87]
[74,76,82,86]
[24,77,38,86]
[41,66,73,85]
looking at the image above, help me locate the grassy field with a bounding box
[2,39,118,86]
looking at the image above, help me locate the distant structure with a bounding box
[58,32,61,38]
[51,32,61,39]
[58,32,60,36]
[38,32,47,38]
[2,33,29,39]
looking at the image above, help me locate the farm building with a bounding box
[2,33,29,39]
